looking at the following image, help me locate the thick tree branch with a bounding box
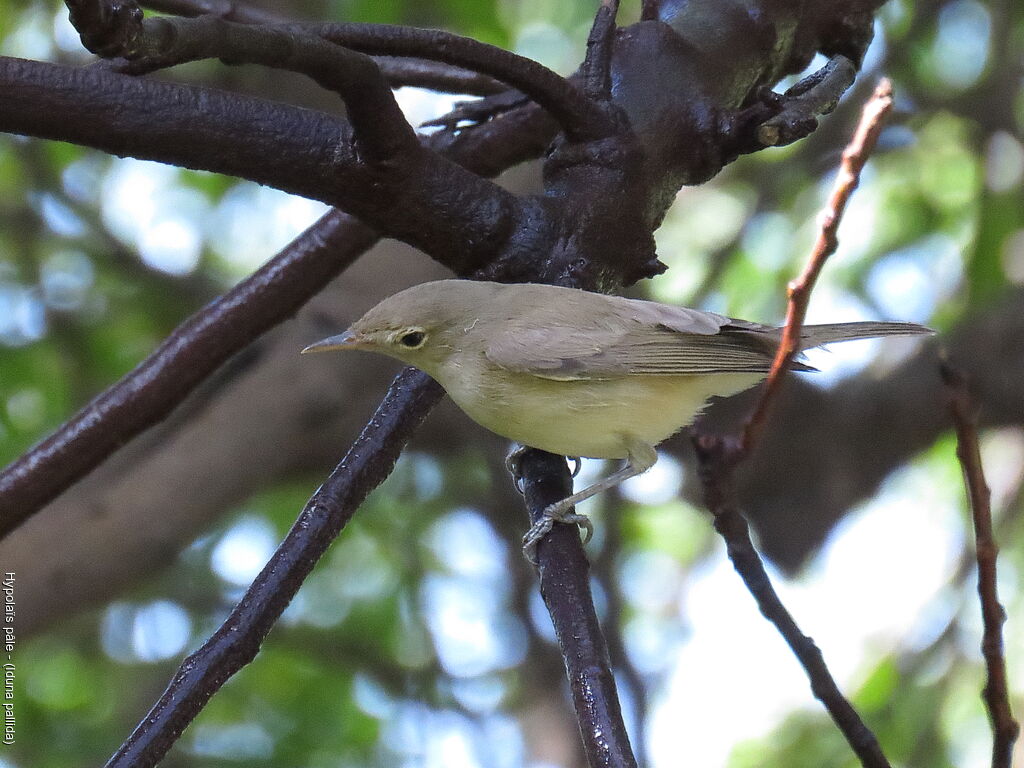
[519,449,637,768]
[0,57,518,275]
[66,3,419,161]
[942,363,1020,768]
[106,369,444,768]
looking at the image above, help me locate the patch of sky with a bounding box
[985,131,1024,193]
[209,183,329,276]
[0,284,45,346]
[37,193,86,237]
[40,250,94,311]
[2,7,54,60]
[422,573,527,677]
[930,0,991,90]
[190,722,275,761]
[648,450,964,767]
[100,600,191,663]
[866,233,962,322]
[394,87,463,133]
[210,514,278,587]
[427,508,508,579]
[101,159,207,275]
[621,452,682,505]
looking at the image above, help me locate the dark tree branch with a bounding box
[583,0,618,102]
[0,210,374,536]
[518,449,637,768]
[941,362,1020,768]
[68,2,419,161]
[0,55,556,537]
[755,55,857,147]
[138,0,507,94]
[105,369,444,768]
[300,22,617,142]
[690,81,897,768]
[691,437,892,768]
[0,57,517,274]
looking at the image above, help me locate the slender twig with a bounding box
[941,362,1020,768]
[741,78,893,455]
[518,449,638,768]
[105,369,444,768]
[583,0,618,101]
[690,80,898,768]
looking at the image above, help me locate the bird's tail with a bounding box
[797,321,933,350]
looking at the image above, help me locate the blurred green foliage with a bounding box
[1,1,1023,767]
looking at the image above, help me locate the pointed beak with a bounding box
[300,329,368,354]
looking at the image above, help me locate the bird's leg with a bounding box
[521,440,658,563]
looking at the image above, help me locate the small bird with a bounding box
[303,279,931,558]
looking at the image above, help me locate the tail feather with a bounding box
[797,321,933,350]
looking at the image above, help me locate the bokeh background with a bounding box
[1,0,1023,766]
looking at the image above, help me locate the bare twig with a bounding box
[105,369,444,768]
[518,449,638,768]
[742,78,893,455]
[691,80,898,768]
[941,361,1020,768]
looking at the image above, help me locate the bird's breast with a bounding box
[435,355,761,459]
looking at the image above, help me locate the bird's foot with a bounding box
[521,497,593,564]
[505,444,528,494]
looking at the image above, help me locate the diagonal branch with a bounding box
[105,369,444,768]
[0,210,374,536]
[941,362,1020,768]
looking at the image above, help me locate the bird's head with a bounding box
[301,280,497,373]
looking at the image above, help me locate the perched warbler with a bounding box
[303,279,930,558]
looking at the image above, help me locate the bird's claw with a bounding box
[521,499,593,564]
[505,444,529,494]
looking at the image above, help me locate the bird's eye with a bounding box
[398,330,426,349]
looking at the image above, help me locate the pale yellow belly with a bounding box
[440,364,762,459]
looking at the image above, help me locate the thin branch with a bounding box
[105,369,444,768]
[690,80,898,768]
[742,78,893,454]
[518,449,638,768]
[301,22,617,142]
[583,0,619,102]
[692,436,892,768]
[640,0,659,21]
[0,210,374,536]
[68,2,419,161]
[941,361,1020,768]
